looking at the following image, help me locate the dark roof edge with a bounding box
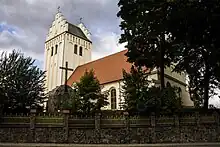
[45,31,92,44]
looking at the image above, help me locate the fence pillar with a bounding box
[195,112,200,126]
[150,112,156,143]
[123,112,130,143]
[95,112,101,143]
[30,109,36,142]
[214,111,219,141]
[63,109,70,143]
[123,112,130,129]
[194,112,200,141]
[174,115,180,143]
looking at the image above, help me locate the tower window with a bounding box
[74,45,78,54]
[55,45,58,54]
[79,47,83,56]
[111,88,117,110]
[51,47,54,56]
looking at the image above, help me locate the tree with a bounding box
[75,69,109,115]
[167,0,220,109]
[122,65,182,114]
[117,0,177,89]
[0,50,46,113]
[121,65,149,112]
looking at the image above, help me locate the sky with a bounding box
[0,0,219,107]
[0,0,126,69]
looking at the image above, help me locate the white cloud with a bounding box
[92,29,127,60]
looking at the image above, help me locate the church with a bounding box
[44,10,194,110]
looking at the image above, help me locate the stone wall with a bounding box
[0,110,220,144]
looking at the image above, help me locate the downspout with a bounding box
[119,80,122,110]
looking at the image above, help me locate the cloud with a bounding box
[0,0,123,68]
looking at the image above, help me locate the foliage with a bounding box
[74,69,109,115]
[0,50,46,114]
[122,66,182,114]
[142,85,182,115]
[167,0,220,109]
[117,0,178,89]
[121,65,149,112]
[46,85,80,113]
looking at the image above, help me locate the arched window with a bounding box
[79,47,83,56]
[178,87,182,98]
[74,45,77,54]
[111,88,117,110]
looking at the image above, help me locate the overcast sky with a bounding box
[0,0,126,69]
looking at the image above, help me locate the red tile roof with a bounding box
[67,49,132,86]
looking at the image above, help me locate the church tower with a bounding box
[44,9,92,92]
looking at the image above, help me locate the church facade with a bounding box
[44,11,92,92]
[44,11,194,110]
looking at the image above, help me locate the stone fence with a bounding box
[0,110,220,144]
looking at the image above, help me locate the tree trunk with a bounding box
[203,66,210,110]
[160,35,165,89]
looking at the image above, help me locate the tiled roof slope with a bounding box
[67,23,91,42]
[67,50,132,86]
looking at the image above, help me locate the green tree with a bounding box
[122,65,149,112]
[117,0,177,89]
[168,0,220,109]
[122,65,182,114]
[75,69,109,115]
[0,50,46,113]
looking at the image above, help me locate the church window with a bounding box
[178,87,182,98]
[78,39,80,44]
[74,45,78,54]
[73,37,75,42]
[55,45,58,54]
[51,47,54,56]
[111,88,117,110]
[79,47,83,56]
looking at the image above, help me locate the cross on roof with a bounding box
[80,17,83,23]
[60,62,73,92]
[57,6,60,13]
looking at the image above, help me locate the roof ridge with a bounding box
[78,49,127,67]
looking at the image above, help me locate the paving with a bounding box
[0,143,220,147]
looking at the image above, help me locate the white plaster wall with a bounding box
[164,77,194,107]
[63,33,92,86]
[165,65,186,84]
[101,81,124,110]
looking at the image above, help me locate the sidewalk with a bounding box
[0,143,220,147]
